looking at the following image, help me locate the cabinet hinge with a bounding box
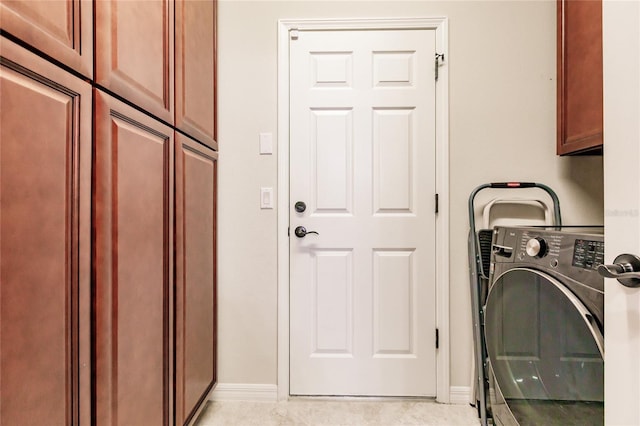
[435,193,439,214]
[436,328,439,349]
[435,53,445,81]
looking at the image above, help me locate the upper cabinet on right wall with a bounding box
[557,0,603,155]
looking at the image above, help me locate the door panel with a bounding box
[95,0,174,123]
[0,0,93,78]
[0,38,91,425]
[175,0,217,149]
[602,2,640,424]
[312,250,353,356]
[175,134,217,425]
[310,109,353,213]
[94,90,173,426]
[373,250,416,356]
[290,29,437,396]
[373,108,415,213]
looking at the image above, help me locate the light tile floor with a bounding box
[194,399,481,426]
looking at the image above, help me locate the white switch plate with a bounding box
[259,133,273,155]
[261,187,274,209]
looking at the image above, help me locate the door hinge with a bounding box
[435,193,439,214]
[436,328,439,349]
[288,226,290,237]
[290,29,299,40]
[435,53,445,81]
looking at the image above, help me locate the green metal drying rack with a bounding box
[468,182,562,426]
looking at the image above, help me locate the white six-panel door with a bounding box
[289,28,437,396]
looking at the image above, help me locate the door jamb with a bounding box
[277,17,450,402]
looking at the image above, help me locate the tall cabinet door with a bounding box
[0,0,93,78]
[95,0,174,123]
[175,134,217,425]
[175,0,217,149]
[94,90,174,426]
[0,38,91,425]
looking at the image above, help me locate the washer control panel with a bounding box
[572,239,605,270]
[525,236,549,258]
[492,226,605,288]
[490,225,605,312]
[524,237,548,258]
[518,231,563,260]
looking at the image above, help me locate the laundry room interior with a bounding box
[216,0,603,399]
[1,0,638,425]
[214,0,636,424]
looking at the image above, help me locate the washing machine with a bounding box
[484,226,604,426]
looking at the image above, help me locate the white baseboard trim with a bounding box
[449,386,471,405]
[209,383,278,402]
[209,383,468,405]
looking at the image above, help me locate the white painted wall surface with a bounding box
[216,0,604,391]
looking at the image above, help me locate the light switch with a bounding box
[261,187,273,209]
[259,133,273,155]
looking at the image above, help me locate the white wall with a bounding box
[216,0,604,392]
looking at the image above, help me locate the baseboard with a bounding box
[209,383,278,402]
[449,386,471,405]
[210,383,468,405]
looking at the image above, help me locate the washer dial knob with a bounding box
[526,237,548,258]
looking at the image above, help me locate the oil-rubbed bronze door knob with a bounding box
[294,226,318,238]
[597,254,640,287]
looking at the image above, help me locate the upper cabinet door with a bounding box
[557,0,603,155]
[0,0,93,78]
[95,0,174,124]
[0,37,92,426]
[175,0,217,149]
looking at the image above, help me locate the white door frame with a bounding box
[277,17,450,402]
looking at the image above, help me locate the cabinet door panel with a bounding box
[175,0,217,149]
[175,134,217,425]
[94,90,174,426]
[0,0,93,78]
[557,0,603,155]
[95,0,174,123]
[0,38,91,426]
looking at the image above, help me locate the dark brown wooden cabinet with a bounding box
[0,37,92,425]
[175,134,218,425]
[94,90,175,426]
[2,0,216,422]
[557,0,603,155]
[95,0,175,124]
[175,0,218,149]
[0,0,93,78]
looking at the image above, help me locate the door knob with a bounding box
[597,254,640,287]
[294,226,319,238]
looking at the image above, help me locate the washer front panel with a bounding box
[485,268,603,425]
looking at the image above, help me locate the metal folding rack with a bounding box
[468,182,562,426]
